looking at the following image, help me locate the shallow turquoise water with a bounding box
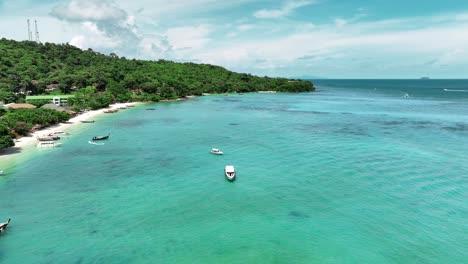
[1,81,467,263]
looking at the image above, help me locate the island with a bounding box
[0,38,315,150]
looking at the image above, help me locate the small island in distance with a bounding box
[420,77,431,80]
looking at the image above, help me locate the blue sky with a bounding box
[1,0,468,78]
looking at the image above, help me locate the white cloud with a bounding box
[50,0,171,58]
[69,22,119,49]
[51,0,127,22]
[165,25,211,50]
[188,11,468,77]
[253,0,314,19]
[334,18,348,27]
[237,24,255,31]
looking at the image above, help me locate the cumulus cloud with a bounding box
[50,0,172,58]
[51,0,126,22]
[253,0,314,19]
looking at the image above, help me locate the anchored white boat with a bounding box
[224,165,236,181]
[50,131,69,136]
[36,141,63,148]
[210,148,224,155]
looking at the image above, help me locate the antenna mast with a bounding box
[27,19,32,41]
[34,20,40,42]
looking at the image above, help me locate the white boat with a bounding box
[50,131,69,136]
[36,141,63,148]
[224,165,236,181]
[210,148,224,155]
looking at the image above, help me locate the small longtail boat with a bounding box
[92,133,110,141]
[0,218,11,233]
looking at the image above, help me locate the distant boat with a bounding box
[0,218,11,233]
[224,165,236,181]
[50,131,69,136]
[36,141,62,148]
[210,148,224,155]
[146,108,156,110]
[37,135,60,141]
[444,89,468,92]
[80,120,95,123]
[0,170,4,175]
[92,133,110,141]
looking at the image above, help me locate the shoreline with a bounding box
[0,102,142,170]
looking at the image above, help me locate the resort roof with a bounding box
[4,103,37,109]
[40,104,76,114]
[41,104,67,111]
[26,95,75,100]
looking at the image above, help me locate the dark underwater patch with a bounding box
[372,120,406,126]
[372,120,436,129]
[334,125,368,136]
[441,123,468,132]
[289,210,309,218]
[229,123,240,126]
[224,98,241,102]
[115,119,145,128]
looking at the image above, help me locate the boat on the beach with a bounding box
[36,141,62,148]
[0,218,11,233]
[37,135,60,141]
[224,165,236,181]
[80,120,95,123]
[92,133,110,141]
[210,148,224,155]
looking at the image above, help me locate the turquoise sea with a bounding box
[0,80,467,263]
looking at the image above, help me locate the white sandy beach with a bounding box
[0,103,141,168]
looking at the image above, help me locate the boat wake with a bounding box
[444,89,468,92]
[88,141,105,145]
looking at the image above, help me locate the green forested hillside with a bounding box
[0,38,314,150]
[0,38,314,104]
